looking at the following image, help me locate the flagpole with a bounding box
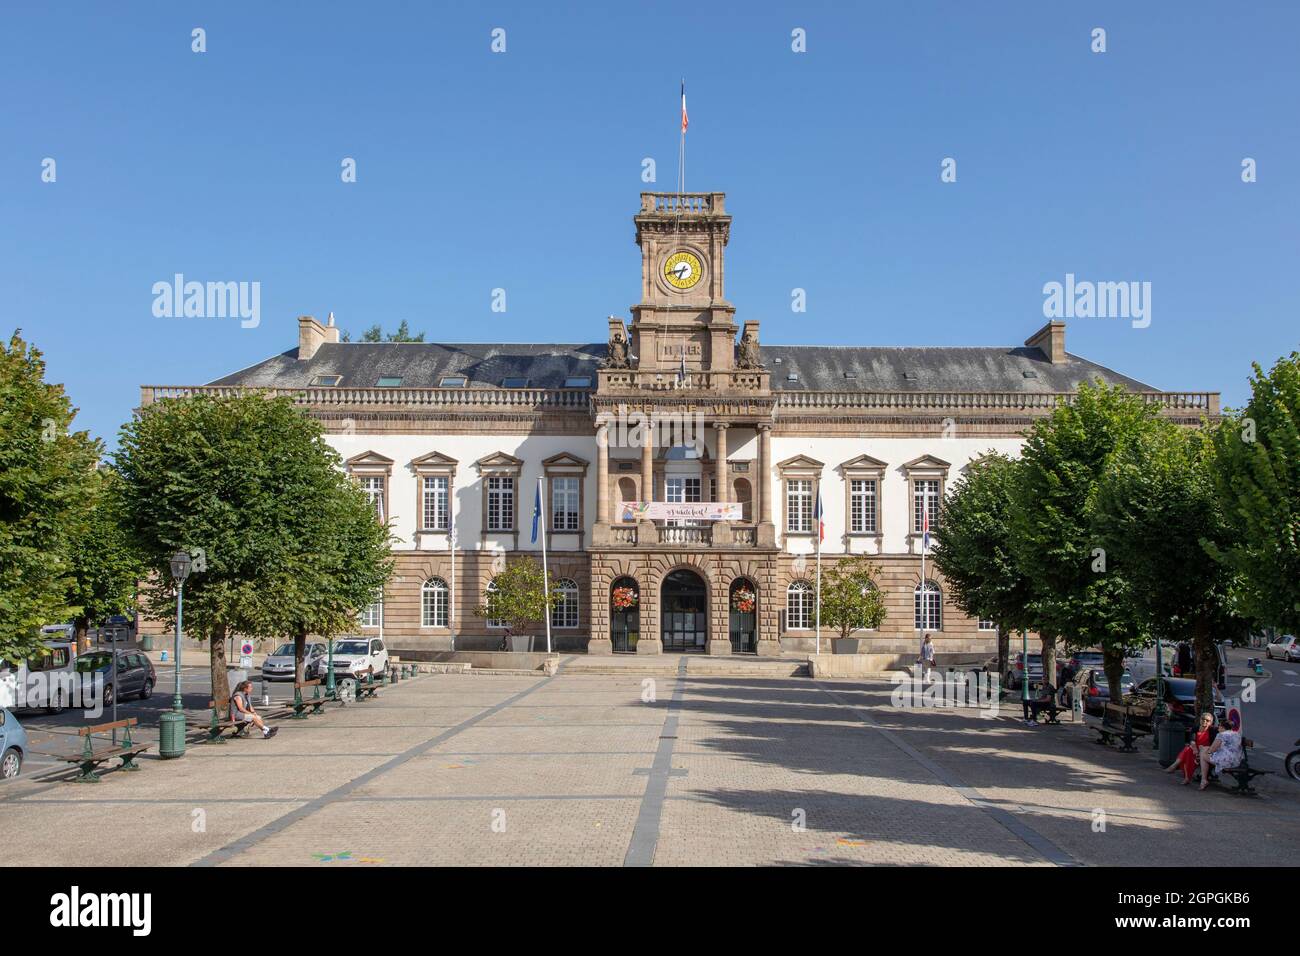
[450,505,457,653]
[815,493,822,657]
[539,476,552,654]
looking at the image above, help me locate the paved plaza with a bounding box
[2,664,1298,867]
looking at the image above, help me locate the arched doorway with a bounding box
[661,569,707,653]
[610,577,640,653]
[729,578,757,653]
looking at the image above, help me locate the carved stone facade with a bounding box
[143,191,1219,657]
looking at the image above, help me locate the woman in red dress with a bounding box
[1165,712,1216,784]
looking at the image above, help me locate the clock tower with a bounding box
[628,192,738,373]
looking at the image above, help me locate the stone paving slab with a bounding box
[2,670,1297,867]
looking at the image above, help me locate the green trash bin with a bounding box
[141,635,155,652]
[1157,719,1186,766]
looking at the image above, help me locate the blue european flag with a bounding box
[531,481,541,544]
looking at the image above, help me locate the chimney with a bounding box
[1025,320,1066,365]
[297,314,340,360]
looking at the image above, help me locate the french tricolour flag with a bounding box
[681,80,688,133]
[922,505,930,553]
[813,489,824,543]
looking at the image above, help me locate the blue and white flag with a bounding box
[531,481,542,545]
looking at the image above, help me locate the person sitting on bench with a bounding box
[230,680,278,739]
[1198,718,1241,791]
[1166,711,1216,784]
[1023,680,1058,725]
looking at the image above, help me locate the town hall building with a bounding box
[141,191,1218,661]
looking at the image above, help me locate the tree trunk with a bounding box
[1040,634,1056,690]
[997,625,1010,685]
[1102,645,1126,703]
[294,631,307,684]
[74,620,91,654]
[1191,615,1217,716]
[210,623,230,709]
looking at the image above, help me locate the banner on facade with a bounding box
[619,501,743,522]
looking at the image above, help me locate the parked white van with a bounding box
[0,639,79,713]
[1124,645,1175,684]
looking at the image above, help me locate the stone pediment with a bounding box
[476,451,524,474]
[410,450,458,473]
[839,454,888,473]
[344,450,394,472]
[776,454,825,474]
[902,454,951,472]
[543,452,590,471]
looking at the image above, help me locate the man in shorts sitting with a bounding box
[230,680,278,738]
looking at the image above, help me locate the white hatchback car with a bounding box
[328,637,389,682]
[1266,634,1299,662]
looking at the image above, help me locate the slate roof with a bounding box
[209,341,1156,392]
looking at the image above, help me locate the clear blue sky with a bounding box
[3,2,1297,447]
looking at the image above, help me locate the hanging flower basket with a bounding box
[612,586,639,611]
[731,587,756,614]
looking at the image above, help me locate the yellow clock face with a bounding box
[663,251,703,290]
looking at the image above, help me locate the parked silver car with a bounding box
[1266,634,1299,662]
[261,642,327,682]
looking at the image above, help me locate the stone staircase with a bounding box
[558,655,810,678]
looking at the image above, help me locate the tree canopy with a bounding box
[817,556,888,640]
[0,332,101,664]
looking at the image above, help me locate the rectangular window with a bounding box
[359,476,385,520]
[978,619,996,631]
[666,476,702,527]
[487,476,515,532]
[551,477,580,532]
[850,479,877,534]
[359,599,382,628]
[376,376,403,387]
[422,476,449,530]
[563,376,592,388]
[913,479,940,534]
[786,479,812,533]
[439,376,467,387]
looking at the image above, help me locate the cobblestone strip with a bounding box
[623,657,689,867]
[191,676,553,867]
[813,681,1080,867]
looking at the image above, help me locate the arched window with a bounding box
[787,580,815,631]
[733,477,753,522]
[552,578,579,629]
[484,579,505,628]
[914,580,942,632]
[421,578,448,627]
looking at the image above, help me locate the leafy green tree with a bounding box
[1208,352,1300,632]
[1008,381,1160,698]
[931,453,1034,681]
[817,556,888,641]
[269,461,393,681]
[114,393,388,704]
[476,557,557,644]
[1095,421,1245,712]
[0,332,101,665]
[65,468,145,649]
[358,322,424,343]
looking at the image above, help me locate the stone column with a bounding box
[637,423,657,553]
[592,421,611,547]
[757,424,776,547]
[714,423,728,505]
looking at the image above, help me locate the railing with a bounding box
[777,390,1220,415]
[730,526,757,546]
[658,526,712,546]
[639,192,724,215]
[597,369,769,393]
[610,525,638,545]
[140,385,593,410]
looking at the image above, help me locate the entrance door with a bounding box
[610,578,640,653]
[729,579,757,653]
[660,569,707,653]
[665,476,701,527]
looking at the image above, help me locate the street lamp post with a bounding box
[159,550,192,759]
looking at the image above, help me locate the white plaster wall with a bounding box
[769,437,1025,555]
[327,433,599,552]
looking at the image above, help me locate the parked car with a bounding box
[1004,653,1043,691]
[1067,650,1107,672]
[0,709,28,780]
[1125,646,1176,683]
[1266,634,1300,662]
[261,642,327,682]
[0,638,78,713]
[328,638,389,683]
[73,651,156,708]
[1119,676,1225,734]
[1061,667,1134,716]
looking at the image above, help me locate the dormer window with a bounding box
[376,376,403,387]
[501,377,529,388]
[439,376,467,387]
[311,375,342,386]
[563,376,592,388]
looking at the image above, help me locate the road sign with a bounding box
[1225,697,1242,733]
[240,641,254,657]
[239,655,253,669]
